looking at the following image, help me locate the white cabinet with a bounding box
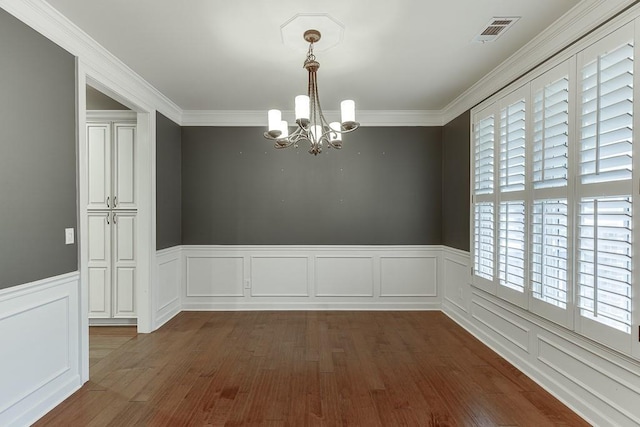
[87,211,137,318]
[87,122,136,210]
[86,116,137,321]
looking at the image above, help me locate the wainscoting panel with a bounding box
[315,256,374,297]
[0,272,81,427]
[155,247,182,329]
[250,256,309,297]
[470,296,531,353]
[186,256,244,297]
[181,246,441,310]
[380,256,437,297]
[442,247,471,314]
[441,250,640,427]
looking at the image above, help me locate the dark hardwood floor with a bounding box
[35,311,588,426]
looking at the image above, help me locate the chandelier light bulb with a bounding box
[267,109,282,138]
[295,95,310,122]
[279,121,289,138]
[341,100,356,126]
[264,29,360,155]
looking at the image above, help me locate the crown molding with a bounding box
[181,110,444,127]
[0,0,182,124]
[2,0,635,128]
[441,0,636,125]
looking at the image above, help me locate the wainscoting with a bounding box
[177,246,441,311]
[441,247,640,427]
[0,272,82,427]
[154,246,182,329]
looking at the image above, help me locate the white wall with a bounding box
[0,273,82,427]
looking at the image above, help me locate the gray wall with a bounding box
[156,112,182,250]
[0,9,77,289]
[182,126,442,245]
[86,85,129,110]
[442,110,471,251]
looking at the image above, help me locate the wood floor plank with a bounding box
[34,311,589,426]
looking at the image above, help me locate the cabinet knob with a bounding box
[106,212,110,225]
[113,196,117,207]
[106,196,110,208]
[113,212,117,224]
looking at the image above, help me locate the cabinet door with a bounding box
[88,212,111,317]
[113,123,136,210]
[87,123,111,210]
[112,212,136,317]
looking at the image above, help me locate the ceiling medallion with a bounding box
[264,29,359,156]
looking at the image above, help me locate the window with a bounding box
[471,22,637,356]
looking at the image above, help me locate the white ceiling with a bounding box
[46,0,582,112]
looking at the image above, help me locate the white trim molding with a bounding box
[86,110,137,122]
[180,109,445,127]
[0,272,82,427]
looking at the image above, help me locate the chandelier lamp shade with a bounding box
[264,29,360,155]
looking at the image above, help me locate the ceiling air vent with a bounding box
[473,17,520,43]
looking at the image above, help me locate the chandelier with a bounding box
[264,29,359,155]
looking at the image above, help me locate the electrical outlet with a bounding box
[65,228,75,245]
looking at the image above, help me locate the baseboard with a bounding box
[89,317,136,326]
[0,272,82,427]
[182,301,442,311]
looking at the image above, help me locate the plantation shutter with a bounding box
[500,100,526,192]
[578,197,632,333]
[533,76,569,188]
[474,202,494,281]
[531,199,568,309]
[473,104,497,290]
[499,201,526,293]
[576,24,635,351]
[528,62,572,326]
[475,115,495,195]
[580,41,633,184]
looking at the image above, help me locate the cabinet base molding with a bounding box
[89,318,136,326]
